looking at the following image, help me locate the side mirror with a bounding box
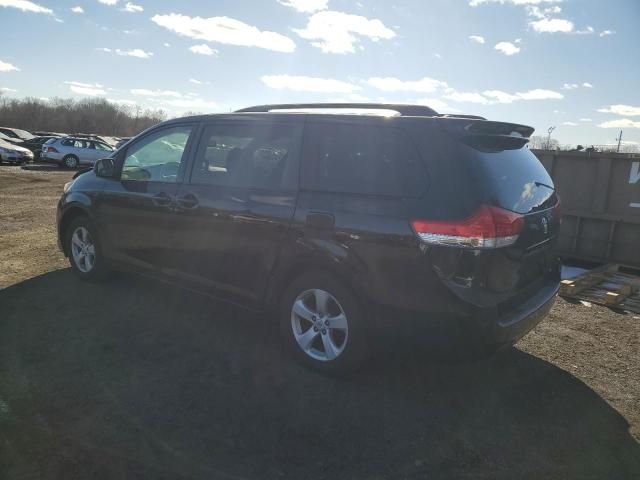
[94,158,116,178]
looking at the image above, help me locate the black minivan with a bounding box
[57,103,561,372]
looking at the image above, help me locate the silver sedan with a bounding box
[41,137,115,168]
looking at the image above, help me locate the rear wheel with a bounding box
[66,216,110,281]
[280,272,368,374]
[63,155,79,169]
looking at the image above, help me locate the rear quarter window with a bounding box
[301,122,427,197]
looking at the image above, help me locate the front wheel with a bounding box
[66,216,110,281]
[280,272,368,374]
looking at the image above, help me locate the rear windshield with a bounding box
[471,147,556,214]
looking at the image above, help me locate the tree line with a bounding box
[0,95,167,137]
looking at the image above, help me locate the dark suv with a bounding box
[56,103,561,372]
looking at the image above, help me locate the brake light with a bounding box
[47,146,59,153]
[411,205,524,249]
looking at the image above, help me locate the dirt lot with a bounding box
[1,165,639,479]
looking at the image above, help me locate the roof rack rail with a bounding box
[235,103,439,117]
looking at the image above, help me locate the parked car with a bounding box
[33,131,67,137]
[115,137,131,149]
[71,133,118,147]
[56,103,561,373]
[0,138,34,165]
[21,135,61,160]
[41,136,115,168]
[0,126,34,141]
[0,131,24,145]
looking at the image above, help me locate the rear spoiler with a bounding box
[440,118,535,150]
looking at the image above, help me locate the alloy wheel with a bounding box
[290,288,349,362]
[70,226,96,273]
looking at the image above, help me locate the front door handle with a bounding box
[151,192,173,207]
[176,193,199,210]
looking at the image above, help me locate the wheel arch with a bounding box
[58,204,91,257]
[265,253,371,314]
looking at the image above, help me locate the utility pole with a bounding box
[547,126,556,150]
[616,130,623,153]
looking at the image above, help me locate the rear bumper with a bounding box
[480,280,558,347]
[371,279,559,356]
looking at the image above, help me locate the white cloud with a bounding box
[582,82,593,88]
[163,42,171,47]
[0,87,18,92]
[494,41,520,55]
[98,0,118,5]
[447,88,562,104]
[562,122,578,126]
[529,17,574,33]
[189,44,218,56]
[293,10,395,54]
[0,0,52,14]
[98,48,153,59]
[367,76,448,93]
[597,105,640,116]
[415,98,460,113]
[470,0,561,5]
[261,74,360,93]
[130,89,183,97]
[597,119,640,129]
[65,81,106,96]
[151,13,296,53]
[482,90,520,103]
[71,6,83,13]
[444,91,490,105]
[121,1,142,12]
[469,35,485,44]
[599,30,615,37]
[575,25,594,34]
[189,78,210,85]
[579,118,592,122]
[277,0,328,13]
[0,60,20,72]
[517,88,563,100]
[562,83,579,90]
[115,48,153,58]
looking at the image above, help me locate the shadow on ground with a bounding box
[1,270,639,480]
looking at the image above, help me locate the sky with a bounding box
[0,0,639,146]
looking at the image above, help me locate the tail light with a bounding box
[46,146,59,153]
[411,205,524,249]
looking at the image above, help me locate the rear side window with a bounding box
[471,147,556,214]
[191,122,300,190]
[301,123,427,197]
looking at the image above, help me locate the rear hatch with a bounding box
[427,118,561,307]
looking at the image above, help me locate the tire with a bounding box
[65,215,110,281]
[280,271,368,374]
[62,155,79,169]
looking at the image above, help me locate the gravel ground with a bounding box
[1,165,639,479]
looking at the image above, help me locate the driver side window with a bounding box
[121,125,193,182]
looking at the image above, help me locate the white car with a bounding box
[41,136,115,168]
[0,139,34,165]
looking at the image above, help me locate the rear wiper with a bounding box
[534,181,554,190]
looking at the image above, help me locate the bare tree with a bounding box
[0,97,167,136]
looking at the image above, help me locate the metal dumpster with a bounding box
[532,150,640,268]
